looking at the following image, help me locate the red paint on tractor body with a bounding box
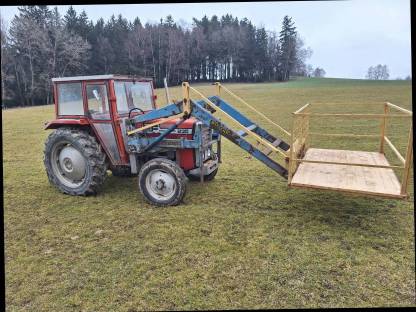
[178,149,195,170]
[44,118,90,130]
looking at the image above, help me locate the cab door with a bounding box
[110,80,157,165]
[85,81,122,165]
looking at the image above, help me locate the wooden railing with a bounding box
[287,102,413,197]
[381,102,413,195]
[214,82,292,138]
[288,103,310,184]
[184,83,288,158]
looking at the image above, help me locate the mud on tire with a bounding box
[44,127,108,195]
[138,158,187,206]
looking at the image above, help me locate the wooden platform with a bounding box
[290,148,405,198]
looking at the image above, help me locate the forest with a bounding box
[1,5,321,107]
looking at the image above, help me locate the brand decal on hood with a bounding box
[152,125,193,135]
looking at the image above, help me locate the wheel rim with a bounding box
[145,169,176,200]
[51,141,87,188]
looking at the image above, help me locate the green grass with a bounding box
[3,77,415,310]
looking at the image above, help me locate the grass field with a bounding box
[3,78,415,310]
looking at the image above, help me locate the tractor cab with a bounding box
[46,75,158,166]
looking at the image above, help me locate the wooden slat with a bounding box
[401,124,413,195]
[294,158,403,169]
[263,138,284,156]
[288,116,296,184]
[309,132,379,138]
[384,136,405,164]
[386,102,412,115]
[295,113,410,119]
[219,83,291,136]
[293,103,310,115]
[379,103,388,153]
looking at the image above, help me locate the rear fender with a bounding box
[44,119,127,168]
[44,119,90,130]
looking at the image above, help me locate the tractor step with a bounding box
[237,124,257,137]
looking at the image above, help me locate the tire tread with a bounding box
[44,127,107,195]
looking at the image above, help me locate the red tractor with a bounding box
[44,75,220,206]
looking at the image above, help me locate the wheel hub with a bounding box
[146,170,176,200]
[155,179,165,190]
[51,144,87,188]
[63,158,73,171]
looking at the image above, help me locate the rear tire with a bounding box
[138,158,187,206]
[44,127,107,195]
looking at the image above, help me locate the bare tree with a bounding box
[313,67,326,78]
[292,36,313,77]
[366,64,389,80]
[43,8,90,103]
[306,64,314,77]
[366,66,374,79]
[9,15,49,105]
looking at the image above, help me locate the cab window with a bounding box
[86,84,110,120]
[115,81,153,114]
[130,83,153,110]
[114,81,129,113]
[57,83,84,115]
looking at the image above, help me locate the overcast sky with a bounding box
[0,1,412,79]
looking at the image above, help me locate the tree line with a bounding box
[1,5,321,107]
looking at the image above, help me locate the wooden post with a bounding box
[400,123,413,196]
[164,77,171,104]
[379,103,389,153]
[215,82,221,97]
[288,114,296,185]
[182,82,190,116]
[304,104,310,152]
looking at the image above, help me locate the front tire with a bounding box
[138,158,187,206]
[44,127,107,195]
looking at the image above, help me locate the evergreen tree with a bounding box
[279,15,297,80]
[255,27,268,81]
[63,6,77,33]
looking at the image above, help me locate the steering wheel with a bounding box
[128,107,145,119]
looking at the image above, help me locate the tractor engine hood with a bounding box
[143,117,198,139]
[158,117,196,129]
